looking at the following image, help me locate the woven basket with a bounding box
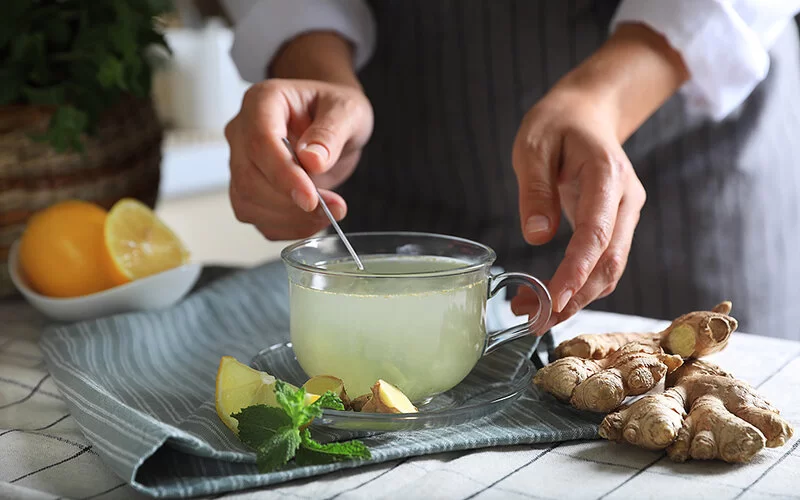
[0,96,164,298]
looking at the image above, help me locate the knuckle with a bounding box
[526,179,555,200]
[600,252,627,283]
[246,80,276,100]
[337,95,361,116]
[521,136,550,163]
[593,153,629,181]
[598,283,617,299]
[242,84,262,105]
[230,198,249,224]
[223,119,235,142]
[632,181,647,206]
[579,222,613,250]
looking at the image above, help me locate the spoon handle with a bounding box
[280,137,365,271]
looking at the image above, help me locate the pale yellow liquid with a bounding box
[289,256,487,402]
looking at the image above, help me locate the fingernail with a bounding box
[525,215,550,236]
[291,189,314,212]
[556,289,572,312]
[301,143,329,162]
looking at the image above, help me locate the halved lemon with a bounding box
[214,356,319,433]
[104,198,190,285]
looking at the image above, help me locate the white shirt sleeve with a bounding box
[612,0,800,120]
[221,0,376,83]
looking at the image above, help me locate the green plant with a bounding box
[0,0,173,152]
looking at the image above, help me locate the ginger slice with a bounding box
[599,360,794,463]
[349,394,372,412]
[555,301,737,360]
[533,342,683,413]
[360,379,418,414]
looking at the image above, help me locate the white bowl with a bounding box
[7,240,202,323]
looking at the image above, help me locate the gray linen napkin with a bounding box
[39,261,601,498]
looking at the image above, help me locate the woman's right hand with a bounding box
[225,74,373,241]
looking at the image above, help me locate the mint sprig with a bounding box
[296,429,371,466]
[232,381,370,473]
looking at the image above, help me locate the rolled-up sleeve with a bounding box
[221,0,376,83]
[612,0,800,120]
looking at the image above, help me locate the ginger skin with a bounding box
[359,380,418,414]
[349,394,371,412]
[599,360,794,463]
[533,342,683,413]
[555,301,736,360]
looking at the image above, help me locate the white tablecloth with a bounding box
[1,299,799,500]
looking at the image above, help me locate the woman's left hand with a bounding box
[509,23,689,328]
[509,86,646,327]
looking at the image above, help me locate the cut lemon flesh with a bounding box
[215,356,318,433]
[104,198,189,283]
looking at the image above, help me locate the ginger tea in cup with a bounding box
[282,232,552,404]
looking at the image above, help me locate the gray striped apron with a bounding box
[336,0,800,340]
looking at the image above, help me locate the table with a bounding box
[1,299,799,500]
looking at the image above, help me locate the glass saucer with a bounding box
[249,340,534,432]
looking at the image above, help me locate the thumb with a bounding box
[513,137,561,245]
[296,97,355,175]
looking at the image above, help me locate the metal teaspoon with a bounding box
[281,137,365,271]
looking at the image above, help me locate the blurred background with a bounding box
[152,1,289,267]
[0,0,294,297]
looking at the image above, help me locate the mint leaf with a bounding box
[296,429,371,466]
[231,382,371,472]
[312,391,346,411]
[256,426,301,473]
[232,405,292,450]
[275,381,321,428]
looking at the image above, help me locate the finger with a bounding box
[510,284,548,316]
[234,160,348,221]
[234,170,347,221]
[512,131,563,245]
[548,160,623,312]
[230,161,348,234]
[244,83,321,213]
[510,294,538,316]
[232,195,332,241]
[558,189,642,320]
[296,96,359,175]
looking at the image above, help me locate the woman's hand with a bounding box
[225,33,373,240]
[510,23,689,327]
[510,89,645,327]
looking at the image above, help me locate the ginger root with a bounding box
[533,342,683,413]
[359,379,418,414]
[555,301,736,360]
[599,360,794,463]
[349,394,372,412]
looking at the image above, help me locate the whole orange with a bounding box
[19,200,117,298]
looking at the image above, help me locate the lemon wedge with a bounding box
[215,356,319,433]
[104,198,190,284]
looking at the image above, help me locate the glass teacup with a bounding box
[281,232,552,403]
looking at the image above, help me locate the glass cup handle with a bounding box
[484,272,552,355]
